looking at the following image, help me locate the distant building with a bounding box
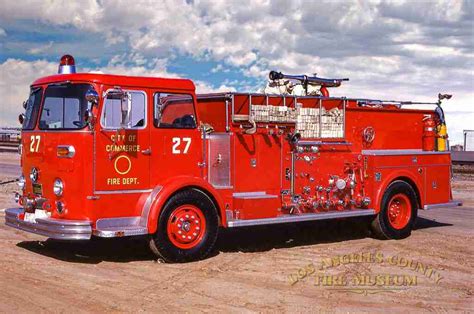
[464,130,474,151]
[0,127,21,143]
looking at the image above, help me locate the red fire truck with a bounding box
[5,55,462,262]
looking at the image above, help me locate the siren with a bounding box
[58,54,76,74]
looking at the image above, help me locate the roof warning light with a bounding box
[58,54,76,74]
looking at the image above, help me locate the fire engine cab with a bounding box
[5,55,462,262]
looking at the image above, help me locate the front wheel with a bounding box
[149,189,219,263]
[371,181,418,239]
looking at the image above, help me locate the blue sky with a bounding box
[0,0,472,145]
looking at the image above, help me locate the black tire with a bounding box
[149,188,219,263]
[371,180,418,239]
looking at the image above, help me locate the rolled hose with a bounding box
[244,118,257,134]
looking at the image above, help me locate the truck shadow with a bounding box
[16,237,155,264]
[414,215,453,230]
[16,216,451,264]
[215,216,452,254]
[216,218,372,254]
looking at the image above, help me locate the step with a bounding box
[93,216,148,238]
[227,209,376,228]
[93,226,148,238]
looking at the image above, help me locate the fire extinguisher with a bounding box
[437,123,448,152]
[435,103,448,152]
[422,115,436,151]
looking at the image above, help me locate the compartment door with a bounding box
[94,90,150,192]
[208,133,231,188]
[424,165,451,205]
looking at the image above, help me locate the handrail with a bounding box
[203,91,438,107]
[298,141,352,146]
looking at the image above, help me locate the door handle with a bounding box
[141,148,152,155]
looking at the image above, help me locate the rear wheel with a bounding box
[149,189,219,262]
[371,181,418,239]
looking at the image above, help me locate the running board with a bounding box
[227,209,376,228]
[423,200,462,210]
[233,192,278,199]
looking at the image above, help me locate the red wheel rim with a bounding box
[387,193,412,230]
[167,205,206,249]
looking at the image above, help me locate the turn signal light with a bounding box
[57,145,75,158]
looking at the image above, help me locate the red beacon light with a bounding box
[58,54,76,74]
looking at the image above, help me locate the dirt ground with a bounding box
[0,152,472,312]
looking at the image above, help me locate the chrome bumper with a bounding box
[5,208,92,240]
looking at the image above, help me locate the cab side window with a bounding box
[102,91,146,129]
[154,93,196,129]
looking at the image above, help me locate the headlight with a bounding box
[18,174,26,190]
[30,167,39,182]
[53,178,64,196]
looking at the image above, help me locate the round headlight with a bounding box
[30,167,39,182]
[18,174,26,190]
[53,178,64,196]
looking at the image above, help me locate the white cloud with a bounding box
[210,64,230,73]
[226,52,257,67]
[0,0,102,31]
[0,59,57,127]
[27,41,54,55]
[0,1,471,76]
[194,81,236,94]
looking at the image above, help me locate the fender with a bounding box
[373,169,424,213]
[146,176,226,234]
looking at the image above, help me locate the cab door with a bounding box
[149,92,203,184]
[94,88,150,192]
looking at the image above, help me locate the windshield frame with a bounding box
[38,83,93,131]
[22,87,43,130]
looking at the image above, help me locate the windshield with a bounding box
[39,84,91,130]
[23,87,43,130]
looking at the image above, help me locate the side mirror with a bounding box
[104,88,131,129]
[18,113,25,125]
[22,100,28,109]
[85,88,99,104]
